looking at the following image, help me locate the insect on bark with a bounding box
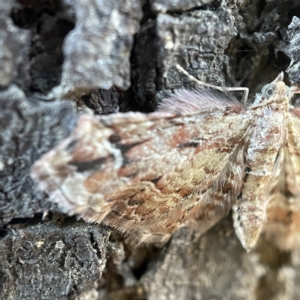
[31,66,300,251]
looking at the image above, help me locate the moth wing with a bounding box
[31,90,250,246]
[263,109,300,250]
[286,108,300,195]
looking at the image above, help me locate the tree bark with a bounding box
[1,0,300,299]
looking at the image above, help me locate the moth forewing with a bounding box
[31,89,252,246]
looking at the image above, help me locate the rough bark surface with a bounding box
[0,85,77,225]
[1,0,300,299]
[0,219,110,299]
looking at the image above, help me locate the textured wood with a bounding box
[1,1,300,299]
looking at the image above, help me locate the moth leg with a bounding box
[175,64,249,104]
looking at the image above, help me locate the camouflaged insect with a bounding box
[31,72,300,251]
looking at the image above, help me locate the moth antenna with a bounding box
[176,64,249,105]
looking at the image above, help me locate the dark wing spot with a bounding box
[243,166,251,182]
[274,151,280,163]
[117,140,148,154]
[70,157,108,172]
[109,133,121,143]
[112,139,149,166]
[245,166,251,173]
[150,176,162,184]
[178,141,199,149]
[128,199,145,206]
[66,140,78,151]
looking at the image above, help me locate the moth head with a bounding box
[270,72,300,100]
[260,72,291,101]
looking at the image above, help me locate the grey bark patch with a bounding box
[0,221,110,299]
[0,85,77,225]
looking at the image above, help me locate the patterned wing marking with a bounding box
[31,90,251,246]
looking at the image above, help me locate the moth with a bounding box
[31,66,300,251]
